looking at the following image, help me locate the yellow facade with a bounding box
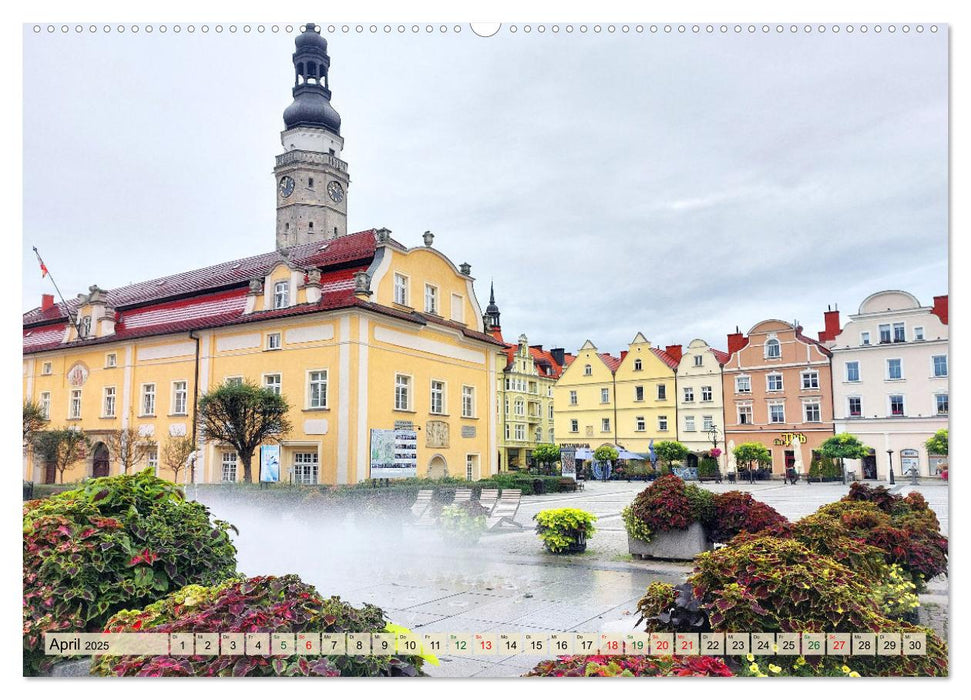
[23,235,501,486]
[496,335,558,471]
[553,334,677,455]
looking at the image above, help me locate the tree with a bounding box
[653,440,689,471]
[925,429,948,457]
[820,433,871,482]
[198,381,292,483]
[23,401,48,449]
[105,427,157,475]
[733,442,772,475]
[532,444,561,475]
[32,428,90,484]
[593,444,619,463]
[160,435,196,483]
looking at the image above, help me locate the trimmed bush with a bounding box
[23,470,237,674]
[533,508,597,553]
[92,575,426,677]
[524,655,733,677]
[698,456,719,480]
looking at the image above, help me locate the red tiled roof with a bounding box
[599,353,622,373]
[499,343,565,378]
[650,347,680,371]
[711,349,730,365]
[795,328,833,358]
[23,324,66,353]
[23,230,381,327]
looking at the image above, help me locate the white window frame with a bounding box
[657,384,667,400]
[80,315,92,338]
[266,332,282,351]
[570,419,579,433]
[69,389,82,419]
[737,403,753,425]
[768,402,786,424]
[879,324,892,344]
[505,423,511,440]
[845,361,860,382]
[41,361,52,376]
[308,369,329,409]
[584,364,593,376]
[105,353,117,368]
[767,373,784,392]
[273,281,289,309]
[801,370,819,390]
[221,451,238,483]
[147,446,159,476]
[514,398,525,416]
[393,272,409,306]
[430,379,446,415]
[886,358,904,381]
[171,380,188,415]
[394,373,412,411]
[634,386,644,402]
[515,424,526,441]
[702,415,714,431]
[466,454,479,482]
[102,386,116,418]
[600,387,610,404]
[764,338,781,359]
[735,375,751,393]
[635,416,646,432]
[141,383,156,416]
[634,359,643,371]
[803,401,821,423]
[935,393,948,416]
[461,385,475,418]
[913,326,925,341]
[39,392,51,419]
[888,394,905,417]
[860,331,871,346]
[848,396,863,418]
[225,376,244,387]
[932,355,948,378]
[893,322,906,343]
[293,452,319,485]
[684,415,696,432]
[263,373,282,396]
[658,415,668,432]
[548,403,554,420]
[683,387,694,402]
[601,418,611,433]
[701,385,713,402]
[569,390,578,406]
[694,354,703,367]
[424,284,439,314]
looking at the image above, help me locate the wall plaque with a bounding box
[426,420,449,448]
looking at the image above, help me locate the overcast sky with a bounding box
[22,24,947,355]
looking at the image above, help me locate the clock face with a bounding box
[279,176,295,198]
[327,181,345,203]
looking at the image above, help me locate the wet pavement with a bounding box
[205,478,948,678]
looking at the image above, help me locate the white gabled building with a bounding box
[822,290,949,480]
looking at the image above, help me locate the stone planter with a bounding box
[628,522,712,561]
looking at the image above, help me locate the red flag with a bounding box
[39,260,49,278]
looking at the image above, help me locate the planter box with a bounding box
[629,522,712,561]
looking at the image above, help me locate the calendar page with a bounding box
[19,0,952,686]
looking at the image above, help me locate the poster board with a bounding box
[370,428,418,479]
[260,444,281,483]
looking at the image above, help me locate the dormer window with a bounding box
[274,281,289,309]
[634,359,642,371]
[584,364,592,376]
[79,316,92,338]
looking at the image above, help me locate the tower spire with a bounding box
[484,280,501,330]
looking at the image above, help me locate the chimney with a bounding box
[932,295,948,324]
[727,328,747,356]
[550,347,566,367]
[41,294,54,311]
[817,305,842,342]
[665,344,683,362]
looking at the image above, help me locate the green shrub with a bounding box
[23,470,237,675]
[698,456,719,479]
[621,504,652,541]
[533,508,597,554]
[439,501,488,545]
[92,575,426,677]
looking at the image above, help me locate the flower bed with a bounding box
[23,470,237,675]
[92,575,427,677]
[524,654,733,677]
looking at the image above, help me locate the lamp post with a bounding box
[706,423,720,480]
[887,450,895,485]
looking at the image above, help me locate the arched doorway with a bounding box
[427,455,448,480]
[686,453,699,469]
[92,443,110,478]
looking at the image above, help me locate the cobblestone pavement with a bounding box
[219,479,949,678]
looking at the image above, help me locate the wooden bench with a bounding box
[558,478,578,493]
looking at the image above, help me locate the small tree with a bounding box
[31,428,90,484]
[593,444,619,463]
[105,427,157,475]
[820,433,871,482]
[733,442,772,476]
[532,444,561,475]
[653,440,689,472]
[23,401,48,447]
[198,381,292,483]
[161,435,196,483]
[925,429,948,457]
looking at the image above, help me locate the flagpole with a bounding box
[32,246,81,335]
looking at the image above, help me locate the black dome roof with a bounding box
[295,23,328,52]
[283,88,342,132]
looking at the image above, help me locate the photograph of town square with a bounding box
[22,21,948,678]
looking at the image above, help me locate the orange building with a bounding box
[722,320,834,476]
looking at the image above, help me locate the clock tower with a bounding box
[275,23,350,249]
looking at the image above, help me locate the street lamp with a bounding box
[887,450,895,485]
